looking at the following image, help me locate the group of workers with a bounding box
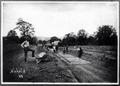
[21,40,83,62]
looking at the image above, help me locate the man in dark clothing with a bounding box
[78,47,83,58]
[55,45,59,52]
[66,45,68,53]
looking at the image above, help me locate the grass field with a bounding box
[59,45,117,82]
[59,45,117,70]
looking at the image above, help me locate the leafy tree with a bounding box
[7,30,17,37]
[49,36,60,43]
[5,30,19,44]
[14,18,35,40]
[95,25,117,45]
[30,36,38,45]
[64,32,76,38]
[38,40,43,44]
[61,32,76,46]
[42,40,47,46]
[77,29,88,45]
[13,18,37,44]
[77,29,87,37]
[19,35,31,43]
[87,35,96,45]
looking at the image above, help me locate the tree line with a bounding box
[3,19,117,46]
[49,25,117,46]
[3,18,37,45]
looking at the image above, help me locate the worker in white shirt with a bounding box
[21,40,36,62]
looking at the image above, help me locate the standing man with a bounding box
[21,39,36,62]
[66,45,68,54]
[55,45,59,53]
[78,47,83,58]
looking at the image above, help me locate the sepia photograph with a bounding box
[1,1,119,85]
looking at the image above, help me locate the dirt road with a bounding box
[3,45,117,83]
[55,52,117,82]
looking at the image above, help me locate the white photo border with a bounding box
[1,1,119,85]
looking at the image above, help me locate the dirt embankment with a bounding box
[3,44,77,82]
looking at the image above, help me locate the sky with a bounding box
[2,1,119,38]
